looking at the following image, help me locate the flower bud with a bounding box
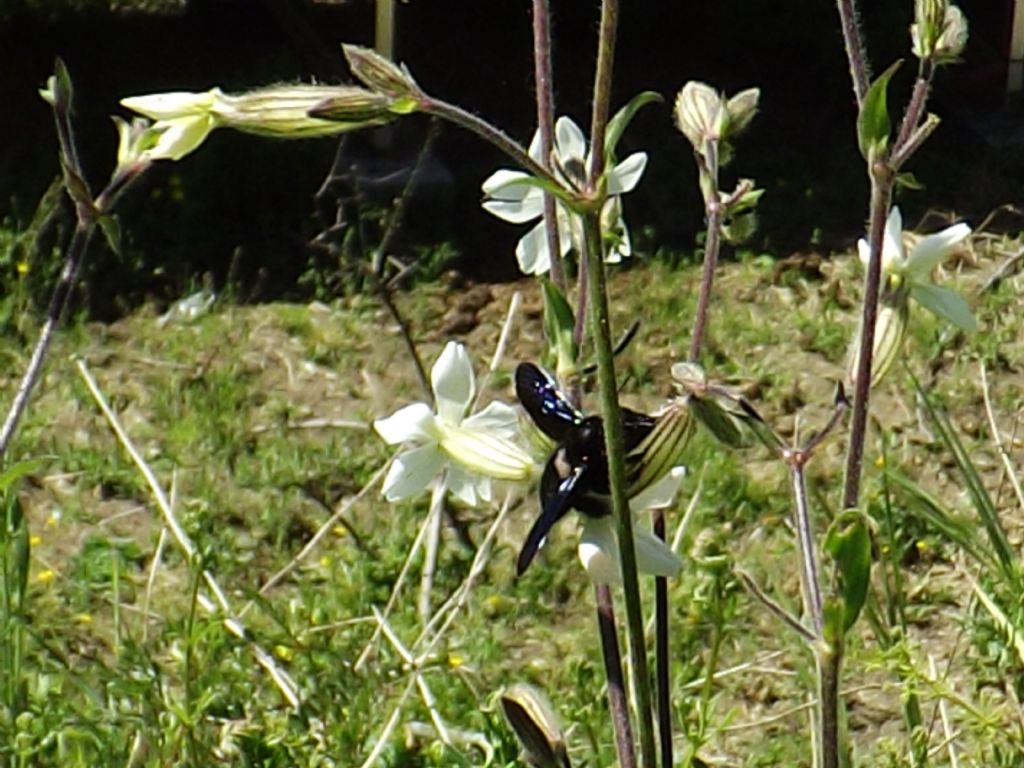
[674,81,727,151]
[912,0,967,63]
[674,82,759,159]
[211,85,391,138]
[500,684,570,768]
[726,88,760,138]
[342,44,420,109]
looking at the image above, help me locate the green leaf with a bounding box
[0,459,45,496]
[98,214,122,257]
[541,278,578,377]
[894,171,925,190]
[51,57,74,114]
[824,509,873,632]
[857,60,902,161]
[910,283,976,331]
[604,91,662,161]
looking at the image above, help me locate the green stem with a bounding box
[654,512,672,768]
[584,4,658,765]
[688,139,722,362]
[583,214,657,768]
[417,94,568,197]
[818,645,842,768]
[842,173,893,510]
[833,0,870,107]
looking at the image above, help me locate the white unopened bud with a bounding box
[912,0,967,63]
[675,81,727,151]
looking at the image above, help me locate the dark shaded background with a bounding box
[0,0,1021,317]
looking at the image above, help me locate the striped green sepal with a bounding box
[627,401,694,497]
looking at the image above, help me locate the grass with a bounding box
[0,234,1022,766]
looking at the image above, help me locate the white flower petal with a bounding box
[482,193,545,224]
[462,401,521,439]
[857,238,871,268]
[578,515,684,585]
[906,222,971,277]
[554,117,587,163]
[121,90,217,120]
[432,342,474,425]
[515,220,553,275]
[374,402,437,444]
[911,283,977,331]
[633,525,684,578]
[881,207,905,271]
[481,169,534,199]
[579,516,622,585]
[446,465,480,506]
[607,152,647,195]
[382,445,444,501]
[440,426,534,480]
[527,127,545,163]
[147,115,216,162]
[630,466,686,510]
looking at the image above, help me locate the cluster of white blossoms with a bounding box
[373,342,684,585]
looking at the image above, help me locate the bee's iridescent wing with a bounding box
[515,363,583,443]
[516,462,585,576]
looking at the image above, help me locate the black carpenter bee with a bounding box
[514,362,657,576]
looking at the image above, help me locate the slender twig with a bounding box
[418,95,567,196]
[260,461,388,595]
[353,489,432,670]
[737,568,816,643]
[0,63,151,461]
[596,583,637,768]
[76,359,301,709]
[653,512,672,768]
[980,363,1024,514]
[842,175,893,510]
[688,140,722,362]
[833,0,870,106]
[0,222,94,459]
[531,0,565,291]
[790,461,824,634]
[418,480,445,625]
[893,61,934,154]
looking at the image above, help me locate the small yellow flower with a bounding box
[74,613,93,624]
[37,569,55,585]
[319,554,332,568]
[16,262,28,276]
[29,534,42,547]
[331,525,348,538]
[274,645,295,662]
[447,654,464,668]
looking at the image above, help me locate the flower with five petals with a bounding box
[858,206,974,330]
[374,342,534,506]
[481,116,647,276]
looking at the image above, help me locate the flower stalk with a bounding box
[530,0,566,292]
[0,61,154,461]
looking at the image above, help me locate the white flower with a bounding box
[577,467,686,585]
[481,116,647,276]
[374,342,534,506]
[858,207,975,330]
[120,84,390,163]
